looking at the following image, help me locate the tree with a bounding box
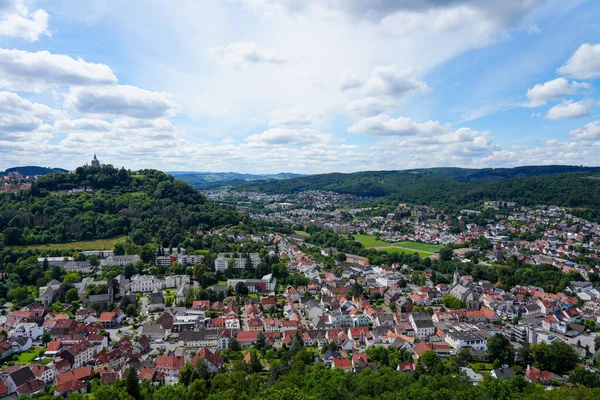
[140,243,156,264]
[229,337,241,351]
[487,335,514,366]
[290,333,303,354]
[456,348,473,367]
[420,350,441,373]
[439,247,453,262]
[65,288,79,304]
[235,282,248,296]
[179,362,195,387]
[123,264,136,279]
[41,331,51,345]
[188,379,208,400]
[256,331,266,351]
[531,340,579,374]
[63,272,81,284]
[348,282,364,298]
[113,242,126,256]
[125,367,141,400]
[595,335,600,352]
[248,350,263,373]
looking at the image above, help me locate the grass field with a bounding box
[354,234,440,257]
[18,348,41,363]
[18,236,126,251]
[294,230,311,237]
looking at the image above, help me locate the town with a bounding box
[1,199,600,397]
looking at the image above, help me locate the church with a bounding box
[449,268,480,310]
[91,154,100,168]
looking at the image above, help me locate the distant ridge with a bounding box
[221,165,600,212]
[169,171,306,188]
[3,166,69,176]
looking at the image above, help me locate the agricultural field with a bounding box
[354,234,441,257]
[17,236,126,251]
[293,230,311,237]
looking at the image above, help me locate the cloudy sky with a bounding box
[1,0,600,173]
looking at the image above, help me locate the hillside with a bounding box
[0,165,245,247]
[3,166,69,176]
[230,166,600,211]
[170,171,305,188]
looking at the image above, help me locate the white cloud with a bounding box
[545,99,593,120]
[54,118,112,132]
[66,85,178,119]
[348,115,446,136]
[0,91,57,140]
[0,48,117,92]
[0,0,50,42]
[268,108,312,125]
[346,97,396,116]
[522,78,589,108]
[245,128,332,146]
[212,42,286,68]
[359,65,429,97]
[569,121,600,141]
[558,43,600,79]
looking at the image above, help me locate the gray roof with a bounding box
[10,367,35,387]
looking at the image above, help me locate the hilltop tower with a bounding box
[91,154,100,168]
[453,267,460,286]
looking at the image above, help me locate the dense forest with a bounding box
[0,166,246,247]
[13,349,600,400]
[227,166,600,212]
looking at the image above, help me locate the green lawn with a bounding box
[377,247,432,258]
[294,230,311,237]
[354,234,440,255]
[18,348,41,363]
[18,235,126,251]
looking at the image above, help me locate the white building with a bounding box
[100,255,140,267]
[130,275,163,292]
[214,253,260,271]
[165,275,191,289]
[444,331,487,351]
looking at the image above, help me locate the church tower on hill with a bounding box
[91,154,100,168]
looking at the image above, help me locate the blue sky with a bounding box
[1,0,599,173]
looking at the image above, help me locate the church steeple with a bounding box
[453,267,460,286]
[91,154,100,168]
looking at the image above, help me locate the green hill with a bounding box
[3,166,69,176]
[231,166,600,212]
[0,165,245,247]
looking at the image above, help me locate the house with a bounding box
[397,362,415,372]
[155,355,185,383]
[13,323,43,340]
[181,330,219,348]
[56,366,93,386]
[491,367,516,379]
[54,379,87,396]
[236,331,259,348]
[16,379,45,396]
[413,341,451,359]
[351,353,368,370]
[192,347,224,373]
[461,367,484,384]
[444,331,487,351]
[140,324,168,341]
[332,357,352,371]
[30,364,54,384]
[100,255,140,268]
[59,340,96,369]
[129,274,163,292]
[156,311,174,329]
[411,319,435,340]
[525,366,553,385]
[149,292,165,311]
[4,367,36,394]
[98,312,120,328]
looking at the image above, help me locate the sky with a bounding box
[1,0,600,174]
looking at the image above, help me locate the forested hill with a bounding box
[3,166,68,176]
[231,166,600,211]
[0,165,246,247]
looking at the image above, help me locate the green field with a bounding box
[17,348,42,363]
[354,234,440,257]
[18,236,126,251]
[294,230,311,237]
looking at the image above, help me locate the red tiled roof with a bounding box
[155,355,184,370]
[57,366,93,386]
[55,379,86,394]
[333,357,351,370]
